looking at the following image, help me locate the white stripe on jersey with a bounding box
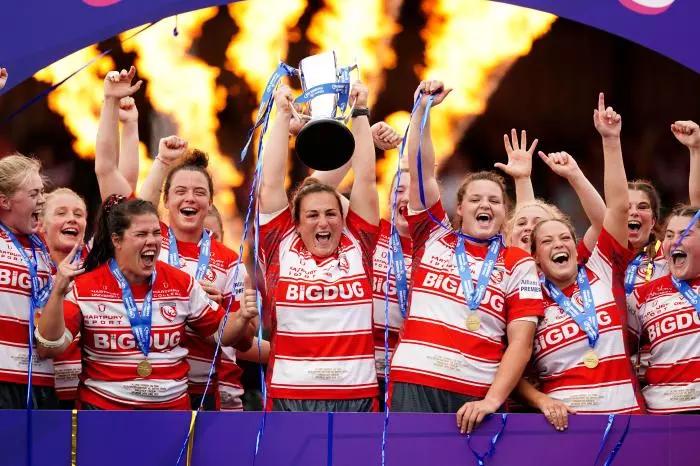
[270,356,377,389]
[548,383,640,413]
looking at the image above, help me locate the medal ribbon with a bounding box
[544,266,598,349]
[673,210,700,249]
[466,414,508,466]
[388,228,409,318]
[623,252,645,296]
[167,227,211,281]
[294,82,350,106]
[108,258,155,358]
[671,276,700,315]
[455,237,502,310]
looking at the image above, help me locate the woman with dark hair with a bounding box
[388,81,544,435]
[517,97,645,430]
[36,196,256,410]
[258,80,379,412]
[137,137,253,410]
[0,154,57,409]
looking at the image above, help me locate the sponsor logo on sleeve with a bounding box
[519,278,542,300]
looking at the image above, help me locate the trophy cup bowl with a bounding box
[294,51,355,171]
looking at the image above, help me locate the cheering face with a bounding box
[166,170,212,237]
[392,172,411,234]
[1,171,45,234]
[296,191,344,258]
[509,204,554,253]
[40,192,87,254]
[627,189,656,250]
[663,215,700,280]
[534,220,579,286]
[112,213,162,283]
[457,180,506,240]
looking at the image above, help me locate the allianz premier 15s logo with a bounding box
[619,0,675,15]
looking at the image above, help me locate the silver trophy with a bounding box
[293,51,356,171]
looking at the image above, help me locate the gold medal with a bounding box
[137,359,152,377]
[583,350,599,369]
[466,314,481,331]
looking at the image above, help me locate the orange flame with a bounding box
[420,0,555,159]
[306,0,400,105]
[120,9,243,243]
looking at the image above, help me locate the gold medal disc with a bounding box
[466,314,481,331]
[137,359,153,377]
[583,350,599,369]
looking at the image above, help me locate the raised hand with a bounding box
[118,96,139,123]
[274,84,294,115]
[372,122,402,151]
[495,128,538,179]
[671,120,700,150]
[538,151,582,181]
[0,68,7,90]
[55,242,85,293]
[199,280,223,305]
[593,92,621,138]
[103,66,143,99]
[350,80,369,109]
[413,80,453,109]
[156,135,188,166]
[241,275,258,321]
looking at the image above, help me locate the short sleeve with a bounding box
[222,262,246,312]
[63,286,82,338]
[258,207,294,270]
[504,250,544,322]
[346,209,379,264]
[587,228,634,283]
[186,278,225,338]
[406,198,450,254]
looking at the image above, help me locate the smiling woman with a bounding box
[0,153,58,409]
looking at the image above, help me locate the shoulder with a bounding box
[155,260,194,290]
[503,245,534,270]
[211,239,239,266]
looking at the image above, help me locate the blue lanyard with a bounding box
[454,237,501,310]
[671,276,700,315]
[108,258,156,357]
[388,228,409,318]
[0,223,52,308]
[167,227,211,281]
[624,252,645,296]
[544,266,598,349]
[466,414,508,466]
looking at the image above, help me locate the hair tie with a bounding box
[104,194,127,214]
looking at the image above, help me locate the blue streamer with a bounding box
[673,209,700,249]
[327,411,334,466]
[593,415,616,466]
[294,82,349,105]
[593,414,632,466]
[466,413,508,466]
[1,22,156,125]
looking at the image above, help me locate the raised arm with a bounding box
[95,67,143,201]
[138,136,188,207]
[117,96,140,192]
[311,122,401,188]
[348,81,379,225]
[671,120,700,205]
[538,151,606,251]
[594,92,629,246]
[495,129,538,205]
[407,80,452,211]
[259,85,293,214]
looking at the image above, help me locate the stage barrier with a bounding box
[1,411,697,466]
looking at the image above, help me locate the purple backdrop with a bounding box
[1,411,698,466]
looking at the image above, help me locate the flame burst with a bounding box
[306,0,401,106]
[420,0,555,159]
[120,9,243,243]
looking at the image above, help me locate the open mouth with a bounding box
[140,251,156,267]
[315,231,332,247]
[551,251,570,265]
[31,210,41,223]
[671,249,688,267]
[180,207,198,218]
[475,212,492,226]
[627,220,642,232]
[398,204,408,216]
[60,227,80,238]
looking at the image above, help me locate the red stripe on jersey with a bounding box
[400,319,503,362]
[540,357,634,392]
[646,359,700,385]
[274,333,374,359]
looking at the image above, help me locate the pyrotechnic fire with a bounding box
[306,0,400,105]
[120,9,243,243]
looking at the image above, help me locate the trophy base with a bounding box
[295,119,355,171]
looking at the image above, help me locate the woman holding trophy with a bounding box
[258,77,380,412]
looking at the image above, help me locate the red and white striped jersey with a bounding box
[53,244,90,400]
[534,229,644,414]
[218,346,244,411]
[0,230,54,386]
[260,207,379,401]
[625,246,669,338]
[63,260,223,410]
[630,275,700,413]
[372,219,412,380]
[390,200,544,398]
[158,223,246,398]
